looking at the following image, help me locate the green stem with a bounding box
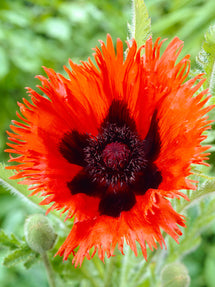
[81,266,101,287]
[92,257,105,279]
[104,256,115,287]
[192,172,215,181]
[130,250,155,285]
[208,49,215,95]
[119,245,131,287]
[41,252,56,287]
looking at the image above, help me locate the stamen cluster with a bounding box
[84,123,146,187]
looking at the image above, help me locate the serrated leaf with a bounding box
[177,178,215,213]
[167,184,215,262]
[197,25,215,96]
[0,229,21,249]
[192,197,215,233]
[3,244,35,267]
[129,0,151,48]
[24,253,39,269]
[167,232,202,263]
[179,235,202,258]
[199,179,215,194]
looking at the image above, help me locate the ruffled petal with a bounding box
[156,78,212,192]
[57,190,185,267]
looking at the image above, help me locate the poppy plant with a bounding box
[6,35,212,267]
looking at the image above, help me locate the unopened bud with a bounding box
[161,262,190,287]
[24,214,57,254]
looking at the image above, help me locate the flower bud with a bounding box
[161,262,190,287]
[24,214,57,254]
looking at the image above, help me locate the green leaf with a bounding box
[192,197,215,233]
[168,194,215,263]
[23,253,39,269]
[3,244,36,267]
[0,229,21,249]
[176,177,215,213]
[167,233,202,263]
[0,229,38,269]
[197,25,215,96]
[129,0,151,48]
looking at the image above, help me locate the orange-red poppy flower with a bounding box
[6,35,212,267]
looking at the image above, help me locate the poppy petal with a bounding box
[57,191,185,267]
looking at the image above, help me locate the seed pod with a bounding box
[24,214,57,254]
[161,262,190,287]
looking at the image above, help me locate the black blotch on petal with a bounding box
[99,188,136,217]
[67,170,105,197]
[133,164,162,195]
[59,130,89,167]
[143,111,161,162]
[101,100,136,131]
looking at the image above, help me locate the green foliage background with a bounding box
[1,0,215,286]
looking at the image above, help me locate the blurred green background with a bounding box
[1,0,215,286]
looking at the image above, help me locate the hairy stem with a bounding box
[104,256,115,287]
[130,251,155,285]
[81,266,101,287]
[119,245,131,287]
[41,252,56,287]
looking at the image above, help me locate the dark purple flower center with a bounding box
[102,142,130,170]
[84,122,146,187]
[59,100,162,217]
